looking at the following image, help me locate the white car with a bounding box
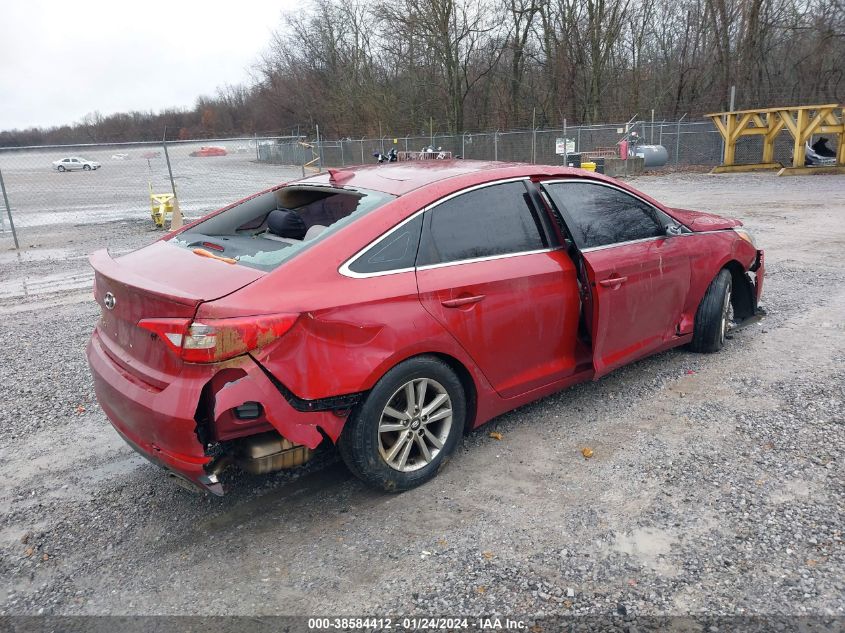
[52,157,101,172]
[111,153,129,160]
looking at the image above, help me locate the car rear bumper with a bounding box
[88,331,222,493]
[87,330,344,495]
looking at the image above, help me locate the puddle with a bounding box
[612,527,679,576]
[0,269,93,299]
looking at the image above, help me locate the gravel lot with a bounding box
[0,169,842,623]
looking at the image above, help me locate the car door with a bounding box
[70,158,81,171]
[541,179,691,378]
[415,179,583,398]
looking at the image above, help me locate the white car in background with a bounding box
[52,157,101,172]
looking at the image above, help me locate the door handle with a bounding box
[441,295,486,308]
[599,276,628,288]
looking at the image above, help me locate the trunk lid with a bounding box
[668,207,743,232]
[90,242,264,388]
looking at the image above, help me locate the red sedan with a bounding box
[189,146,227,157]
[87,161,764,494]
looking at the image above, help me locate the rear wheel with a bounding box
[339,356,465,491]
[57,165,66,172]
[690,269,733,353]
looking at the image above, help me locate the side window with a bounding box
[417,181,545,266]
[543,182,665,249]
[348,214,423,274]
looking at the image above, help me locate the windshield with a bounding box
[169,185,395,272]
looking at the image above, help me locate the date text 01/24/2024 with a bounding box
[307,617,527,630]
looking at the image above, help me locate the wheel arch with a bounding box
[363,350,480,434]
[722,259,756,320]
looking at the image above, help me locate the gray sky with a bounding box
[0,0,299,130]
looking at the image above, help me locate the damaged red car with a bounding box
[87,161,764,495]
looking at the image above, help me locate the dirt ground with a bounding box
[0,170,842,622]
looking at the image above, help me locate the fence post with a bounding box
[161,129,178,199]
[531,108,537,164]
[316,124,323,170]
[494,131,498,161]
[650,109,655,144]
[675,114,687,165]
[0,168,20,249]
[361,140,365,164]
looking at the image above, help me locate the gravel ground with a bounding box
[0,171,842,623]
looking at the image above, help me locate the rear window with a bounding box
[169,186,395,271]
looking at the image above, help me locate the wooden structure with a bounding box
[298,141,321,176]
[706,104,845,176]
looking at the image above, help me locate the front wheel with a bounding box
[83,164,91,171]
[339,356,465,491]
[690,269,733,353]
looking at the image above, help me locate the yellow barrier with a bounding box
[581,161,597,172]
[149,183,175,228]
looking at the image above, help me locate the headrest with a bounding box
[267,208,306,240]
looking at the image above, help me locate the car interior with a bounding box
[169,185,394,270]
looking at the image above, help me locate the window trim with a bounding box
[539,178,682,252]
[340,176,554,279]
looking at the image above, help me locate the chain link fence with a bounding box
[261,120,803,169]
[0,120,806,249]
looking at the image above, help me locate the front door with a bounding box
[541,180,691,378]
[415,180,582,398]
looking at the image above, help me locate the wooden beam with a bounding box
[777,165,845,176]
[709,115,728,140]
[710,162,782,174]
[762,114,784,163]
[724,113,736,165]
[705,103,839,118]
[792,108,809,167]
[778,110,799,137]
[730,113,755,143]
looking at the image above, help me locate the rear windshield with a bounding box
[169,185,395,271]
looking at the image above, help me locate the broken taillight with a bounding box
[138,313,299,363]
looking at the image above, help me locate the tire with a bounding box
[57,165,65,172]
[83,164,91,171]
[690,269,733,353]
[339,356,465,491]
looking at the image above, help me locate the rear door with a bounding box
[541,180,691,378]
[415,179,583,398]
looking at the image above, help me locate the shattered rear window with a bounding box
[169,186,396,272]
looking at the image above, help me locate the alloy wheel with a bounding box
[377,378,453,472]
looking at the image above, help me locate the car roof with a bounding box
[293,159,601,196]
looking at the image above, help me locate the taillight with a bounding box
[138,313,299,363]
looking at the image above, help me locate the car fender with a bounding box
[678,232,759,332]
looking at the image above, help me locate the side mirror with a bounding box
[665,224,683,236]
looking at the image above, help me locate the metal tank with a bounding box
[634,144,669,167]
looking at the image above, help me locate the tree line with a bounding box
[2,0,842,147]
